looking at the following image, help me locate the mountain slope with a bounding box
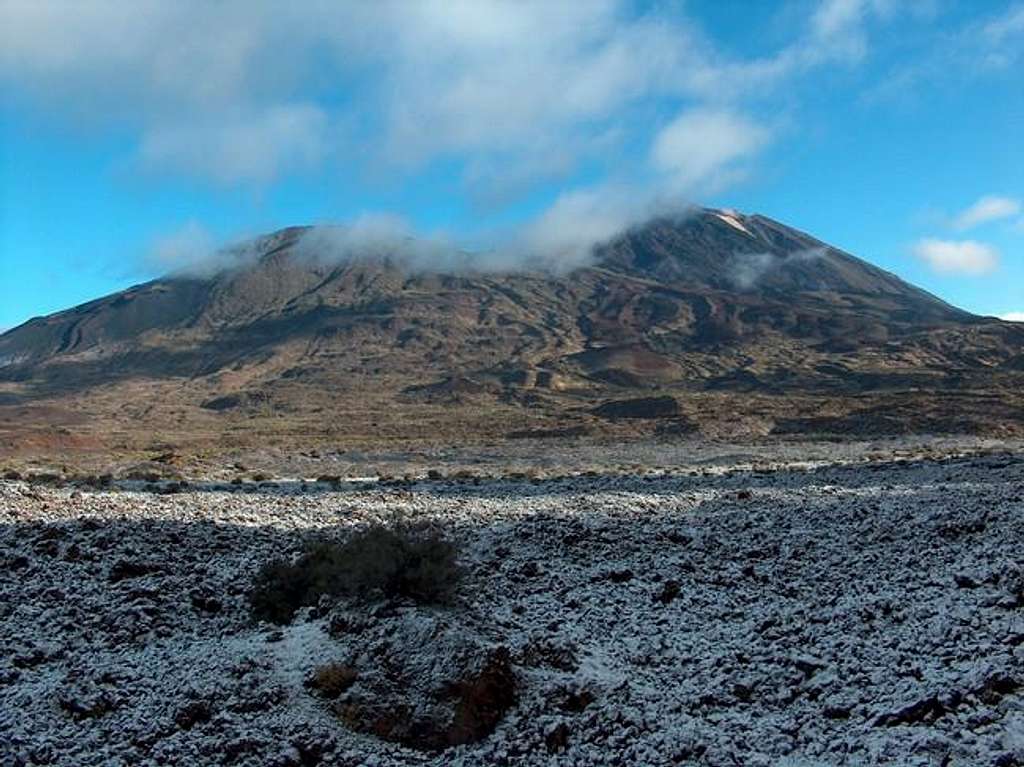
[1,208,1022,456]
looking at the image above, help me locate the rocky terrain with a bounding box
[3,447,1023,766]
[1,208,1022,463]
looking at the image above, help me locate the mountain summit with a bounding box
[1,208,1022,454]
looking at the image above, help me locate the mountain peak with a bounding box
[1,209,1021,447]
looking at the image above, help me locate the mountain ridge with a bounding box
[2,208,1022,457]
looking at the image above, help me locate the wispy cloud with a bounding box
[650,109,771,194]
[145,221,217,275]
[0,0,937,268]
[1000,311,1024,322]
[514,186,667,267]
[0,1,907,190]
[138,105,329,185]
[953,195,1022,231]
[862,2,1023,104]
[980,2,1024,69]
[728,248,828,290]
[913,238,999,276]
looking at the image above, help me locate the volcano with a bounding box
[2,208,1022,457]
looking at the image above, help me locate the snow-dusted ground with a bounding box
[2,453,1023,766]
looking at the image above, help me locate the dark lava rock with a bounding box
[654,417,700,436]
[559,689,595,713]
[12,648,49,669]
[822,703,852,720]
[175,699,213,730]
[546,722,571,754]
[5,555,30,571]
[326,609,374,638]
[592,396,680,420]
[656,580,681,605]
[976,672,1020,705]
[519,561,541,578]
[108,560,164,583]
[332,615,516,752]
[200,391,269,412]
[229,686,287,714]
[190,593,223,614]
[874,695,948,727]
[59,691,116,720]
[519,638,579,672]
[792,655,827,677]
[954,573,980,589]
[732,682,754,703]
[290,729,336,766]
[444,648,517,748]
[340,647,515,752]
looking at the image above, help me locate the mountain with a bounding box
[2,208,1022,458]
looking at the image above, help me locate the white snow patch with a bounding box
[715,210,752,235]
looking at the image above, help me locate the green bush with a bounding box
[249,524,461,624]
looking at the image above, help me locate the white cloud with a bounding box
[516,186,658,267]
[729,247,828,290]
[981,2,1024,69]
[1000,312,1024,322]
[0,0,909,192]
[0,1,710,185]
[953,195,1022,230]
[864,2,1023,103]
[294,214,463,270]
[913,238,999,275]
[490,107,770,266]
[0,2,282,114]
[985,2,1024,39]
[372,2,704,167]
[0,0,936,269]
[650,109,770,193]
[146,221,217,275]
[138,104,329,185]
[809,0,878,59]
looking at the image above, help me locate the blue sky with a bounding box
[1,0,1022,330]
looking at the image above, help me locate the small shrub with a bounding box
[249,524,462,624]
[306,662,358,699]
[248,559,311,624]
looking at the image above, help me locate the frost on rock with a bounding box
[1,451,1023,765]
[325,609,517,751]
